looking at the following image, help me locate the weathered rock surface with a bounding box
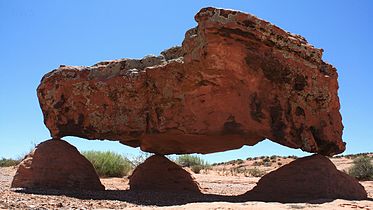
[128,155,201,192]
[37,7,345,155]
[11,139,105,191]
[244,154,367,202]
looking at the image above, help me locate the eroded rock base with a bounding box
[244,154,367,202]
[11,139,104,191]
[129,155,201,192]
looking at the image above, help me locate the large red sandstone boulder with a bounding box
[11,139,105,191]
[244,154,367,202]
[37,7,344,156]
[129,155,200,192]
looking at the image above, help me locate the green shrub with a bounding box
[131,151,152,167]
[228,166,248,175]
[348,156,373,181]
[226,159,244,165]
[175,154,209,173]
[287,155,298,159]
[263,161,272,167]
[236,159,244,164]
[191,165,203,174]
[175,154,207,167]
[82,151,133,177]
[252,161,262,166]
[226,160,233,165]
[343,153,373,160]
[0,158,20,167]
[245,167,266,177]
[270,155,277,160]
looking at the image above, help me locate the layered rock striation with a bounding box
[37,7,345,155]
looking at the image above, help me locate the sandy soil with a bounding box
[1,157,372,209]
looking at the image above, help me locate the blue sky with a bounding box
[0,1,372,163]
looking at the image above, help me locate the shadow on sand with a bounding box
[14,188,371,206]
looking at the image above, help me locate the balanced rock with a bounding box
[244,154,367,202]
[37,7,345,155]
[11,139,104,191]
[129,155,200,192]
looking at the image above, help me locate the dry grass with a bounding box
[82,151,133,177]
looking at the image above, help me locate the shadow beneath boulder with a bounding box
[12,154,370,206]
[14,188,247,206]
[14,186,370,207]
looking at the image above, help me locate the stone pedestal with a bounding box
[245,154,367,202]
[11,139,104,191]
[129,155,200,192]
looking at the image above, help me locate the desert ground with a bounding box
[1,156,372,209]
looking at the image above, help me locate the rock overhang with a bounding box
[37,7,345,156]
